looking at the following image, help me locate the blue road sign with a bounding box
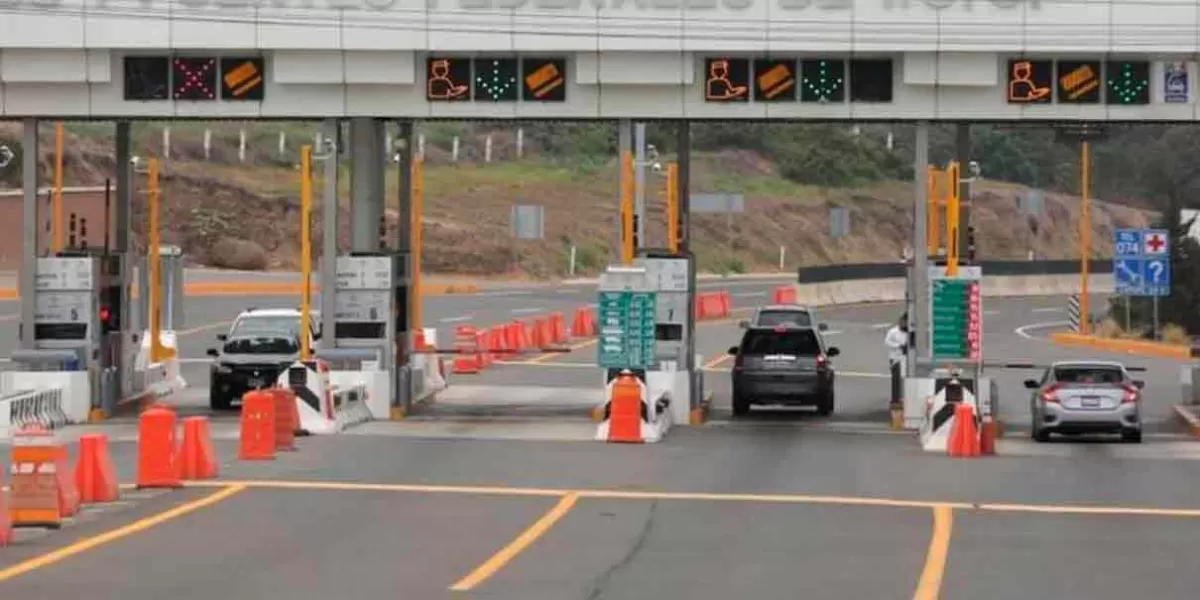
[1113,228,1171,297]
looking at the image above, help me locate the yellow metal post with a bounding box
[53,123,64,252]
[300,145,313,362]
[926,166,940,256]
[945,161,961,277]
[1080,141,1091,334]
[620,151,635,264]
[666,162,679,254]
[147,158,165,362]
[411,155,424,330]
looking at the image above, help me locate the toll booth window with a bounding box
[740,329,820,356]
[34,323,87,340]
[335,322,387,339]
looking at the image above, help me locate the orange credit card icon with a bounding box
[757,64,794,99]
[224,61,263,97]
[525,62,564,98]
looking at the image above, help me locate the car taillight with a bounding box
[1041,384,1060,403]
[1121,384,1139,403]
[816,354,827,368]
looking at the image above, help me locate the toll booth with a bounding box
[11,252,129,420]
[598,250,700,426]
[314,252,410,418]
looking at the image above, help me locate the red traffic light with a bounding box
[99,307,111,322]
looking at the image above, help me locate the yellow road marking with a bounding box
[912,504,953,600]
[185,480,1200,518]
[449,492,579,591]
[178,320,232,336]
[702,354,732,370]
[0,484,246,584]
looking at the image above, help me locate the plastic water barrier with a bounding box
[0,387,68,440]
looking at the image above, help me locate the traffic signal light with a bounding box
[632,214,640,251]
[966,226,977,264]
[99,284,121,334]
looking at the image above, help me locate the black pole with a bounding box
[103,178,111,254]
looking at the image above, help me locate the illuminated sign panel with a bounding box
[1006,59,1052,104]
[1057,60,1101,103]
[1106,61,1150,105]
[800,58,845,103]
[426,57,471,101]
[124,56,170,101]
[849,59,893,102]
[474,57,519,102]
[172,57,218,100]
[522,58,566,102]
[704,58,750,102]
[221,58,265,101]
[753,59,796,102]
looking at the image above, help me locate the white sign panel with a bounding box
[35,257,94,290]
[335,256,393,290]
[334,290,391,321]
[34,292,90,323]
[640,257,689,292]
[690,193,744,214]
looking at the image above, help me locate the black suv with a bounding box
[206,309,317,410]
[727,325,839,417]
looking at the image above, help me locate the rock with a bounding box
[207,238,269,271]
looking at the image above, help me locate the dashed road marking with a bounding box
[871,323,892,330]
[1032,307,1062,313]
[440,315,474,323]
[734,291,766,298]
[511,308,543,315]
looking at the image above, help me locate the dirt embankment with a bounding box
[0,124,1154,275]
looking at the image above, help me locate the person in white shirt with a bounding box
[885,314,909,406]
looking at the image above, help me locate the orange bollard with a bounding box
[75,434,120,504]
[452,325,483,374]
[10,425,67,527]
[948,402,981,458]
[720,291,732,318]
[979,413,997,456]
[137,406,183,489]
[607,374,644,443]
[55,447,80,519]
[272,390,297,451]
[180,417,220,479]
[239,390,277,461]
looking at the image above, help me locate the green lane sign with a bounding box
[929,269,982,361]
[597,290,657,369]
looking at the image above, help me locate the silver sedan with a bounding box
[1025,360,1144,443]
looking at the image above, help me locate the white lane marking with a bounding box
[1015,320,1071,340]
[871,323,891,330]
[511,308,542,315]
[984,310,1001,316]
[179,358,213,364]
[734,291,766,298]
[823,330,843,336]
[440,315,474,323]
[1032,307,1062,313]
[555,289,581,295]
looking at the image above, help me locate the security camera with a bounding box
[130,156,142,166]
[652,161,663,173]
[968,160,982,179]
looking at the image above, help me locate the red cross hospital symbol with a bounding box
[1145,232,1167,254]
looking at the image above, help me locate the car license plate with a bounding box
[248,378,264,388]
[1081,396,1101,407]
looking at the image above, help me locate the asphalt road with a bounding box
[4,281,1200,599]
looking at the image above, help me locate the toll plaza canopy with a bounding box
[0,0,1199,120]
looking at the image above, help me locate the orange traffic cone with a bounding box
[181,417,220,479]
[271,390,297,452]
[75,434,120,504]
[607,374,644,443]
[239,390,277,461]
[979,413,997,456]
[137,406,183,489]
[948,403,981,458]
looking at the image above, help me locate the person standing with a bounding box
[885,314,909,406]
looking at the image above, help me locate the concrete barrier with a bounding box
[792,273,1113,307]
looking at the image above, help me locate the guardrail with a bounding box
[797,259,1113,283]
[0,387,67,439]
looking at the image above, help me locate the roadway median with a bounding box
[1047,332,1191,361]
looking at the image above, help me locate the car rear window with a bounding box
[1054,366,1124,384]
[741,329,821,355]
[755,310,812,328]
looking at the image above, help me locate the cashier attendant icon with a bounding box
[706,59,748,101]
